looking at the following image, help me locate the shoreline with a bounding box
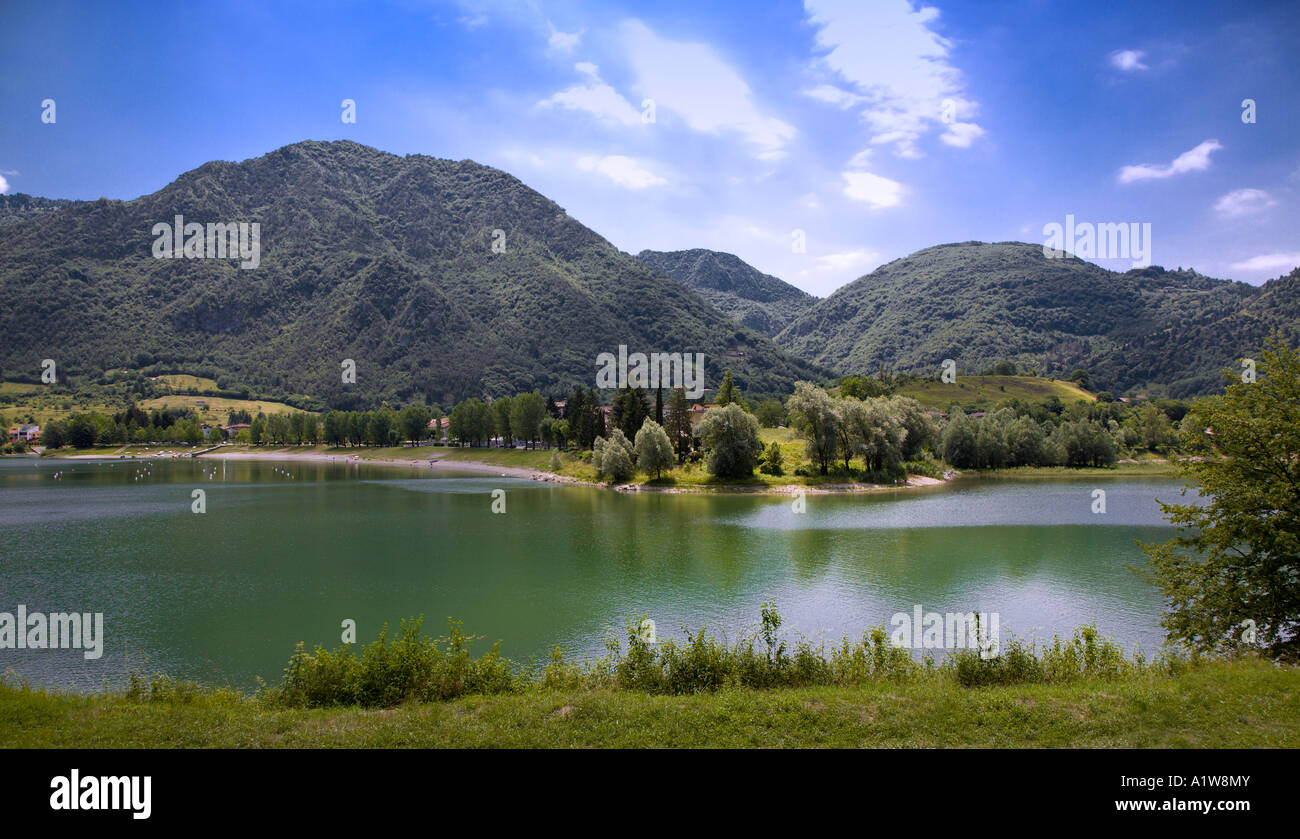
[34,445,958,494]
[20,446,1180,494]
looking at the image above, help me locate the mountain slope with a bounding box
[0,141,827,407]
[635,248,815,337]
[775,241,1298,397]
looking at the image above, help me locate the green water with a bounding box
[0,457,1190,690]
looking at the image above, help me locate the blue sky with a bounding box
[2,0,1297,294]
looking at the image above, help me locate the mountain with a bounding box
[635,248,816,337]
[0,193,81,226]
[0,141,827,408]
[775,241,1300,398]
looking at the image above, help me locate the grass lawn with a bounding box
[899,375,1096,411]
[2,659,1294,748]
[137,395,306,425]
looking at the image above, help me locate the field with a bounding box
[151,374,219,392]
[898,375,1096,411]
[2,659,1294,748]
[137,395,306,424]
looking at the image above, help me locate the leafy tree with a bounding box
[889,395,935,459]
[400,405,431,444]
[1142,336,1300,659]
[940,408,978,468]
[787,381,838,474]
[715,370,738,406]
[634,418,675,479]
[42,421,67,449]
[611,387,650,440]
[594,429,635,482]
[664,387,693,462]
[697,403,762,478]
[491,396,513,447]
[993,359,1017,376]
[753,397,786,428]
[759,440,784,475]
[509,392,546,448]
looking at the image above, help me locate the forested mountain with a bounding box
[0,193,81,225]
[635,248,816,337]
[0,140,826,407]
[776,241,1300,398]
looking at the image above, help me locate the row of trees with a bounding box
[786,382,935,476]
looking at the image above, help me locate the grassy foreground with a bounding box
[2,659,1295,748]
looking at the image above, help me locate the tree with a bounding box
[715,370,738,406]
[844,396,906,474]
[1067,368,1092,390]
[787,382,839,474]
[1142,336,1300,659]
[665,387,693,462]
[509,392,546,448]
[940,408,978,468]
[889,396,934,459]
[753,397,786,428]
[594,429,634,482]
[993,359,1017,376]
[42,421,67,449]
[491,396,513,447]
[611,387,650,440]
[697,403,762,478]
[399,405,431,444]
[67,415,97,449]
[634,418,675,479]
[759,441,784,475]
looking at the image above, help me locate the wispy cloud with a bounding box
[1118,139,1222,183]
[0,173,8,194]
[1213,188,1275,219]
[816,249,880,273]
[620,20,795,160]
[842,169,903,208]
[538,63,642,127]
[577,154,666,189]
[1109,49,1148,72]
[1229,253,1300,273]
[547,21,581,53]
[803,0,983,159]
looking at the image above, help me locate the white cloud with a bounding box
[547,21,581,53]
[621,20,795,159]
[577,154,666,189]
[1213,188,1275,219]
[816,249,880,273]
[1109,49,1148,72]
[842,169,903,208]
[802,84,865,109]
[0,174,8,194]
[538,64,642,127]
[1118,139,1222,183]
[940,121,984,148]
[804,0,983,157]
[1229,253,1300,273]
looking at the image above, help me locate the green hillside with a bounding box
[776,241,1300,398]
[899,374,1096,411]
[636,248,816,337]
[0,141,827,408]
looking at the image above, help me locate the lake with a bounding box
[0,456,1195,690]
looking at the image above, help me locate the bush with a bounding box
[270,617,517,708]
